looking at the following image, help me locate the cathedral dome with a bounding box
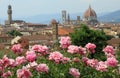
[84,5,97,18]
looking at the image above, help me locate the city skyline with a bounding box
[0,0,120,19]
[0,0,120,24]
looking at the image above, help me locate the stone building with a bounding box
[83,5,98,25]
[62,5,98,26]
[50,19,58,42]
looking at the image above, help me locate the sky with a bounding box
[0,0,120,19]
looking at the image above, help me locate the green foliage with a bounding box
[70,24,111,59]
[6,30,23,37]
[70,24,108,51]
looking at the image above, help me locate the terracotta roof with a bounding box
[84,5,97,18]
[58,28,74,36]
[22,35,52,41]
[107,38,120,46]
[27,23,47,26]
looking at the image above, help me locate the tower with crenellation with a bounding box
[5,5,12,26]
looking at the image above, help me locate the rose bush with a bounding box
[0,36,120,78]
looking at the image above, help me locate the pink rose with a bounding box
[78,46,86,55]
[26,51,36,62]
[32,45,40,51]
[85,43,96,53]
[17,67,32,78]
[69,68,80,78]
[2,55,10,67]
[16,56,26,66]
[9,59,17,67]
[72,57,80,63]
[67,45,79,54]
[106,57,118,67]
[105,53,115,58]
[59,36,71,49]
[29,61,38,67]
[87,59,98,68]
[36,63,49,73]
[103,45,115,55]
[62,57,70,64]
[96,61,108,72]
[82,57,89,64]
[2,71,12,78]
[49,51,63,64]
[11,44,23,54]
[32,45,48,55]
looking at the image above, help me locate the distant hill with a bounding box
[21,13,61,24]
[21,13,83,24]
[1,10,119,24]
[19,12,109,24]
[98,10,120,23]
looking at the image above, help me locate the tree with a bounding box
[70,24,110,59]
[6,30,23,37]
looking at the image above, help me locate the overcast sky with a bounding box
[0,0,120,18]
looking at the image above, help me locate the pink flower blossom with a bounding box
[11,44,23,54]
[31,45,40,51]
[9,59,17,67]
[106,57,118,67]
[59,36,71,49]
[17,67,32,78]
[103,45,115,55]
[36,64,49,73]
[67,45,79,54]
[26,64,31,69]
[78,46,86,55]
[16,56,26,66]
[96,61,108,72]
[85,43,96,53]
[72,57,80,63]
[2,55,10,67]
[2,71,12,78]
[82,57,89,65]
[62,57,70,64]
[26,61,38,69]
[29,61,38,67]
[105,53,115,58]
[49,51,63,64]
[26,51,36,62]
[32,45,48,55]
[69,68,80,78]
[87,59,98,68]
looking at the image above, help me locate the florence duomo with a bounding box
[62,5,98,26]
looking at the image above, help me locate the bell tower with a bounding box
[7,5,12,25]
[67,14,70,24]
[62,10,66,24]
